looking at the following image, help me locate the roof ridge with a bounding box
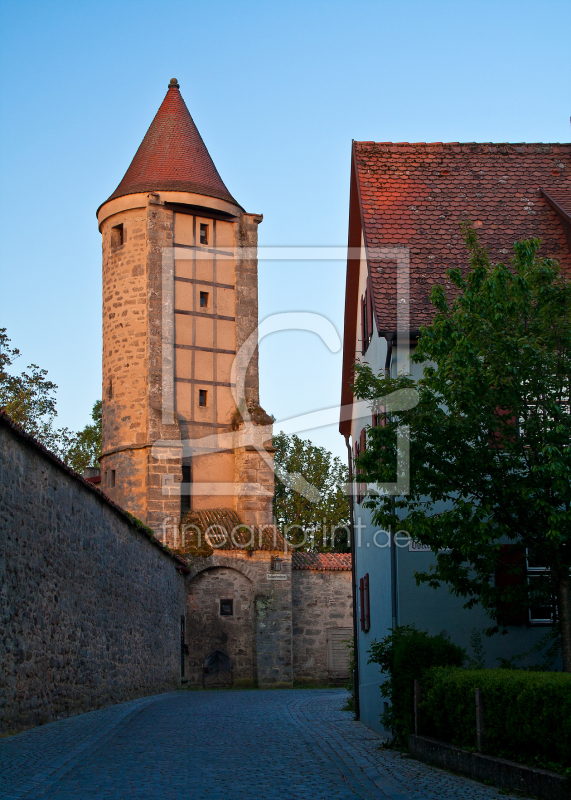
[355,141,571,148]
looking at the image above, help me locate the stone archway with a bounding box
[185,565,257,687]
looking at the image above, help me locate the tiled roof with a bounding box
[0,410,189,573]
[180,508,286,552]
[354,142,571,333]
[100,80,239,210]
[292,552,352,570]
[541,187,571,225]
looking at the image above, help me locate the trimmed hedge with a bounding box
[422,667,571,773]
[368,625,465,744]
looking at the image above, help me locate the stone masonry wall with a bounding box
[0,417,186,733]
[185,550,293,688]
[100,198,182,537]
[292,570,353,683]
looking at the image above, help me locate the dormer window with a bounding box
[199,223,209,245]
[199,291,209,308]
[111,224,124,249]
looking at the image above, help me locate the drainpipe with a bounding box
[345,434,360,720]
[385,332,398,629]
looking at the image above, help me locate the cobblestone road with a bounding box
[0,689,523,799]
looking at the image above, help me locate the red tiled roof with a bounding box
[100,80,239,210]
[180,508,286,552]
[292,552,352,570]
[541,187,571,225]
[355,142,571,333]
[339,140,571,436]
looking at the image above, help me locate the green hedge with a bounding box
[368,625,465,744]
[422,667,571,773]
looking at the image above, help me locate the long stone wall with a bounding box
[0,414,187,733]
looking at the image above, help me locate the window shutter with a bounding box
[360,295,366,354]
[490,407,517,448]
[495,544,526,626]
[367,286,373,336]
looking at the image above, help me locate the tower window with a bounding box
[198,389,208,407]
[199,223,209,245]
[199,291,209,308]
[181,463,191,516]
[106,377,113,399]
[220,599,233,616]
[111,224,124,249]
[107,469,116,488]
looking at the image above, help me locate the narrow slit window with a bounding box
[199,291,209,308]
[111,224,124,249]
[110,469,116,488]
[181,464,191,516]
[199,223,209,245]
[220,599,233,616]
[198,389,208,407]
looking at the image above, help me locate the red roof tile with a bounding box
[354,142,571,333]
[292,552,352,570]
[101,79,239,209]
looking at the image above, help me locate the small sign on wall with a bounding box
[408,540,451,554]
[266,574,287,580]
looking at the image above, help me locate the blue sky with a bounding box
[0,0,569,460]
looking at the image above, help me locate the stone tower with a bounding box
[97,79,274,543]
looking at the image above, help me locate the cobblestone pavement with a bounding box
[0,689,524,799]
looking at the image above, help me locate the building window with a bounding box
[111,223,124,249]
[109,469,116,488]
[199,223,209,245]
[526,550,555,626]
[198,389,208,407]
[220,599,233,616]
[106,377,113,399]
[181,463,191,516]
[359,574,370,632]
[199,291,209,308]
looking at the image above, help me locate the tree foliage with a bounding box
[353,228,571,670]
[273,432,350,551]
[63,400,102,473]
[0,328,101,472]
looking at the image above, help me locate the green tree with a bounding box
[353,228,571,671]
[0,327,63,451]
[273,432,350,551]
[0,328,101,473]
[63,400,102,473]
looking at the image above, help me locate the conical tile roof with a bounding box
[101,79,240,209]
